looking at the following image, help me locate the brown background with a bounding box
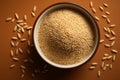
[0,0,120,80]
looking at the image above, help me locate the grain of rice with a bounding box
[105,34,110,38]
[106,18,110,24]
[103,27,107,32]
[91,8,96,13]
[28,30,31,37]
[27,40,31,46]
[24,59,29,62]
[11,18,15,23]
[99,6,104,11]
[111,41,115,47]
[24,15,27,21]
[6,17,12,22]
[15,13,19,19]
[110,24,116,28]
[16,24,21,28]
[31,12,35,17]
[102,15,107,19]
[104,53,109,57]
[20,38,26,42]
[111,49,118,54]
[9,64,15,69]
[21,74,24,78]
[13,25,17,32]
[107,28,111,34]
[11,41,15,47]
[109,64,112,69]
[23,25,28,29]
[21,27,25,33]
[112,55,116,61]
[97,70,101,77]
[20,65,26,69]
[106,64,109,67]
[103,66,107,71]
[21,69,25,73]
[18,48,23,54]
[11,37,18,40]
[104,44,111,48]
[16,42,19,47]
[99,39,104,43]
[111,30,115,36]
[109,37,115,41]
[16,48,19,55]
[12,57,19,61]
[103,3,108,8]
[17,20,24,23]
[26,26,32,30]
[89,1,93,8]
[94,16,99,21]
[33,5,37,12]
[105,11,110,15]
[102,57,107,61]
[107,55,112,60]
[101,61,105,69]
[91,62,98,66]
[17,33,21,39]
[10,50,14,57]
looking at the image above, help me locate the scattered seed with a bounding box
[111,30,115,36]
[99,39,104,43]
[107,28,111,34]
[106,18,110,24]
[112,55,116,61]
[23,25,28,29]
[20,38,26,42]
[11,18,15,23]
[89,1,93,8]
[11,41,15,47]
[9,64,15,69]
[31,12,35,17]
[91,62,98,66]
[109,37,115,41]
[28,30,31,37]
[17,20,24,23]
[16,48,19,55]
[89,66,96,70]
[18,48,23,54]
[26,26,32,30]
[103,27,107,32]
[20,65,26,69]
[105,11,110,15]
[33,5,37,12]
[6,17,12,22]
[111,49,118,54]
[102,57,107,61]
[97,70,101,77]
[15,13,19,20]
[16,24,21,28]
[104,53,109,57]
[21,69,25,73]
[13,25,17,32]
[105,34,110,38]
[104,44,111,48]
[107,55,112,60]
[111,41,115,47]
[101,61,105,69]
[99,6,104,11]
[24,15,27,21]
[12,57,19,61]
[21,74,24,78]
[94,16,99,21]
[27,40,31,46]
[102,15,107,19]
[11,37,18,40]
[24,59,29,63]
[109,64,112,69]
[21,27,25,33]
[16,42,19,47]
[103,3,108,8]
[10,50,14,57]
[110,24,116,28]
[91,8,96,13]
[106,64,109,67]
[103,66,107,71]
[17,33,21,39]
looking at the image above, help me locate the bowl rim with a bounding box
[33,2,100,69]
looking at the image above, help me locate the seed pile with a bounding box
[89,1,118,78]
[6,5,48,79]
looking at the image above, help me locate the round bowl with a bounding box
[33,2,100,69]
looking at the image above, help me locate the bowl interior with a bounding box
[33,2,99,69]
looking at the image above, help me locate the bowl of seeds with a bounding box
[33,2,100,68]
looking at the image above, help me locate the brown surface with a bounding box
[0,0,120,80]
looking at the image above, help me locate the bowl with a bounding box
[33,2,100,69]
